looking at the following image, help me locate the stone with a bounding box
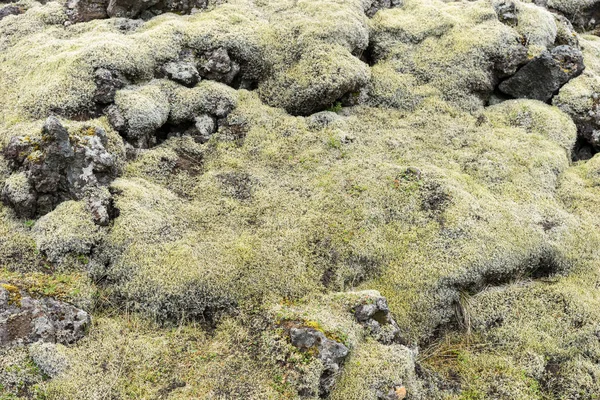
[0,4,22,20]
[306,111,341,130]
[365,0,403,18]
[494,0,518,26]
[0,284,90,346]
[1,118,117,218]
[354,295,406,345]
[499,45,585,102]
[160,61,200,87]
[199,47,240,85]
[290,327,349,397]
[93,68,129,105]
[65,0,109,23]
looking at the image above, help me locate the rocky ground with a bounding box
[2,0,600,398]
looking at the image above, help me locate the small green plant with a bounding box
[24,220,35,229]
[327,101,343,113]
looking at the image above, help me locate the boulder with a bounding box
[290,327,349,397]
[0,4,22,20]
[65,0,109,23]
[160,61,200,87]
[198,47,240,85]
[364,0,403,18]
[354,295,405,345]
[0,284,90,346]
[1,117,117,218]
[93,68,129,105]
[499,45,585,102]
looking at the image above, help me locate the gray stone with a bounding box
[94,68,128,104]
[290,327,349,397]
[199,47,240,85]
[160,61,200,87]
[494,0,517,26]
[0,285,90,346]
[0,4,22,20]
[65,0,109,23]
[1,118,117,218]
[306,111,341,130]
[499,45,585,102]
[365,0,403,18]
[354,295,406,345]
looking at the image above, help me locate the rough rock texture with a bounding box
[0,4,22,20]
[499,45,585,101]
[0,284,90,346]
[354,295,404,344]
[1,117,117,218]
[5,0,600,398]
[290,327,349,397]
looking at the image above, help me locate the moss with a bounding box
[32,201,103,266]
[0,283,22,306]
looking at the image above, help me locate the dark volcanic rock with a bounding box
[290,327,349,397]
[94,68,129,105]
[499,45,584,102]
[198,47,240,85]
[65,0,109,23]
[354,295,406,345]
[160,61,200,87]
[2,117,117,218]
[106,0,207,19]
[0,284,90,346]
[365,0,403,18]
[0,4,22,20]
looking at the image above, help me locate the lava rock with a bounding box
[0,4,22,20]
[160,61,200,87]
[65,0,109,23]
[290,327,349,397]
[365,0,403,18]
[93,68,129,105]
[494,0,518,26]
[199,47,240,85]
[0,284,90,346]
[499,45,585,102]
[1,117,117,218]
[354,295,405,345]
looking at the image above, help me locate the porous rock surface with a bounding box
[3,0,600,398]
[0,284,90,346]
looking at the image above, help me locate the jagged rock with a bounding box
[365,0,403,18]
[290,327,349,397]
[494,0,518,26]
[354,295,405,345]
[94,68,129,105]
[187,114,216,143]
[106,0,206,19]
[0,284,90,346]
[160,61,200,87]
[198,47,240,85]
[499,45,585,102]
[1,117,117,218]
[0,4,22,20]
[65,0,109,23]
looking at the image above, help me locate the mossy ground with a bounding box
[2,0,600,398]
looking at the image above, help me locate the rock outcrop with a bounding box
[0,284,90,346]
[2,117,117,219]
[290,327,350,397]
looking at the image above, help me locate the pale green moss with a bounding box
[32,200,103,265]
